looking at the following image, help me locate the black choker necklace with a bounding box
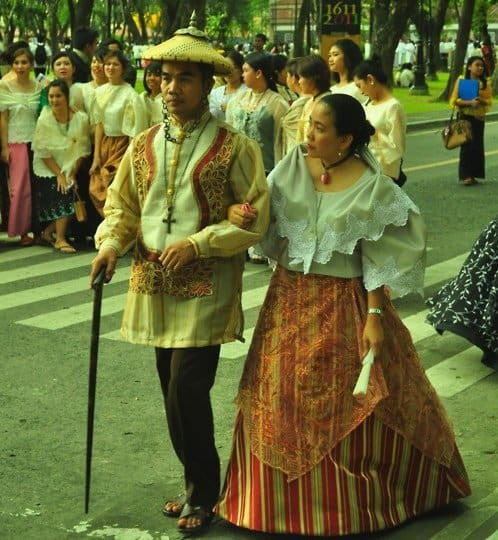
[320,152,351,184]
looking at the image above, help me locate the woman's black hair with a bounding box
[244,52,278,92]
[103,49,129,71]
[92,46,108,63]
[51,50,77,70]
[297,54,330,93]
[465,55,487,88]
[318,93,375,153]
[47,78,70,103]
[225,50,244,83]
[1,41,30,64]
[143,60,162,94]
[330,38,363,83]
[353,55,389,86]
[286,57,301,78]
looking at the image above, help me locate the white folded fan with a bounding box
[353,348,375,396]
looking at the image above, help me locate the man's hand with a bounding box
[90,247,117,287]
[159,239,196,270]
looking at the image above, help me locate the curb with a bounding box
[407,111,498,132]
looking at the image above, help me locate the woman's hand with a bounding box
[1,147,10,163]
[159,239,196,271]
[361,314,384,358]
[56,172,70,194]
[90,248,118,286]
[228,202,257,229]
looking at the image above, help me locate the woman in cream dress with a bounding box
[329,38,366,103]
[354,57,407,186]
[89,49,146,216]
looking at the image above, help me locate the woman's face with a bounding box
[298,75,316,95]
[354,75,374,99]
[286,72,300,93]
[104,56,124,83]
[53,56,75,82]
[91,56,105,82]
[306,102,348,162]
[224,58,242,86]
[242,63,259,89]
[469,59,485,78]
[328,45,346,75]
[276,67,288,86]
[145,70,162,95]
[12,54,33,77]
[48,86,68,111]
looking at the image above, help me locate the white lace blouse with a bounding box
[0,80,42,143]
[261,145,427,297]
[32,108,91,178]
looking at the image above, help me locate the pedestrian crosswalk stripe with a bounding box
[0,245,51,263]
[0,252,93,285]
[425,347,494,398]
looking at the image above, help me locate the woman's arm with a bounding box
[0,110,10,163]
[41,156,71,193]
[361,286,386,358]
[90,122,103,174]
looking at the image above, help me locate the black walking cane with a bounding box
[85,266,106,513]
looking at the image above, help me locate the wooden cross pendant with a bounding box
[162,207,176,233]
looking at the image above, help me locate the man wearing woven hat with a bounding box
[89,15,269,534]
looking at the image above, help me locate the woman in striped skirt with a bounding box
[217,94,470,536]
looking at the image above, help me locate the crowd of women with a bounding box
[0,41,165,251]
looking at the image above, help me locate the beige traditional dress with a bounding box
[281,95,309,155]
[95,111,269,347]
[295,91,330,145]
[138,91,163,127]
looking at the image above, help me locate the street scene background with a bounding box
[0,110,497,540]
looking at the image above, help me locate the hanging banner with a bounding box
[321,0,361,34]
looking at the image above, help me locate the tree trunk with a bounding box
[161,0,206,39]
[433,0,451,71]
[74,0,95,29]
[120,0,143,43]
[293,0,311,57]
[371,0,417,86]
[438,0,476,101]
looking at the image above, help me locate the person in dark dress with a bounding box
[427,217,498,369]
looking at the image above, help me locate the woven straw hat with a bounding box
[141,12,231,75]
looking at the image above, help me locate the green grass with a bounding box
[392,72,452,114]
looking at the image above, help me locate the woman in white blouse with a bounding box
[328,38,366,104]
[89,49,146,216]
[209,50,246,122]
[353,56,407,186]
[138,60,163,127]
[32,79,91,252]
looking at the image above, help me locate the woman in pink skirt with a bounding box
[218,93,470,537]
[0,47,43,245]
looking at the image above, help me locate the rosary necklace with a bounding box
[162,112,209,233]
[163,110,202,144]
[320,152,352,184]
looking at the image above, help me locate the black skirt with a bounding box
[35,175,74,222]
[426,217,498,357]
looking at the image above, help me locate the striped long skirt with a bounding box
[216,267,471,536]
[217,413,470,536]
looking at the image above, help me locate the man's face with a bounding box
[161,61,211,122]
[253,36,265,52]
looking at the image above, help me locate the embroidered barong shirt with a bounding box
[95,112,270,348]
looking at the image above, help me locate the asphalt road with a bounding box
[0,123,497,540]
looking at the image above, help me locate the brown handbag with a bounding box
[442,109,472,149]
[73,188,87,222]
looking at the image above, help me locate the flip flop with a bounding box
[177,503,213,534]
[162,500,184,518]
[54,241,76,253]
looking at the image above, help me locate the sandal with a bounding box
[19,234,34,247]
[162,500,184,518]
[463,177,476,186]
[54,241,76,253]
[177,503,213,534]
